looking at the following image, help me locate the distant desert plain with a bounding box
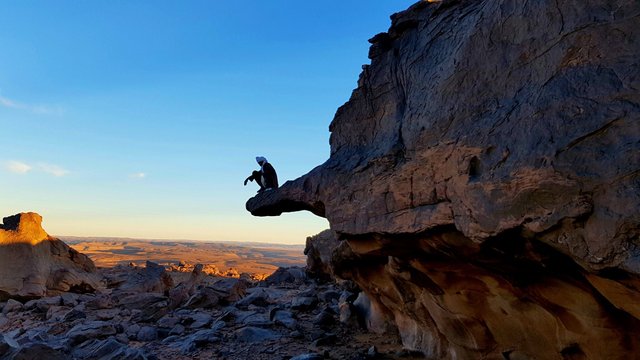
[61,236,306,277]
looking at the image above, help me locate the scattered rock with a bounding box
[291,296,317,311]
[9,343,66,360]
[264,267,306,285]
[238,311,271,327]
[24,296,61,312]
[118,293,168,322]
[169,324,185,336]
[95,308,120,320]
[136,326,158,342]
[183,286,220,309]
[172,329,221,354]
[313,307,335,327]
[183,312,212,329]
[60,293,79,306]
[117,261,173,295]
[46,305,70,321]
[2,299,23,314]
[66,321,117,346]
[208,277,248,303]
[234,326,281,343]
[157,315,180,328]
[71,338,147,360]
[169,264,204,309]
[271,309,298,329]
[83,294,113,310]
[62,308,86,322]
[235,287,270,309]
[126,323,141,339]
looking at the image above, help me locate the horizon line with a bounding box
[55,234,307,247]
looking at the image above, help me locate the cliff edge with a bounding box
[248,0,640,358]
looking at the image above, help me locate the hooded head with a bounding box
[256,156,267,165]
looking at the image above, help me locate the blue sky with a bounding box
[0,1,416,244]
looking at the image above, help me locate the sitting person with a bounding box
[244,156,279,193]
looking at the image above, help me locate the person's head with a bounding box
[256,156,267,165]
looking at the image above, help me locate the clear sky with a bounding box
[0,1,416,244]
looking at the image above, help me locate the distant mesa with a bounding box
[0,212,102,300]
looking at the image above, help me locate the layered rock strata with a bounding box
[248,0,640,358]
[0,213,102,300]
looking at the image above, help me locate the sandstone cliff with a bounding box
[0,213,102,300]
[248,0,640,358]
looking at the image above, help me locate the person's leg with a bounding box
[257,172,267,192]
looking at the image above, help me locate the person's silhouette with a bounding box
[244,156,279,193]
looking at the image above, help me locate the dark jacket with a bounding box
[262,162,278,189]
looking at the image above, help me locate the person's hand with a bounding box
[244,179,248,186]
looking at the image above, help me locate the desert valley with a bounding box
[64,237,306,278]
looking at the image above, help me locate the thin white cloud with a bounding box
[4,160,69,176]
[38,163,69,177]
[6,160,32,174]
[0,95,64,115]
[130,172,146,179]
[0,96,21,109]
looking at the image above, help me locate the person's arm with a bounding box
[244,170,261,185]
[244,172,256,185]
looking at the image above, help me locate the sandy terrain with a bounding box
[62,236,306,278]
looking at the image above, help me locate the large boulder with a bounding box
[248,0,640,358]
[0,213,102,300]
[304,229,340,281]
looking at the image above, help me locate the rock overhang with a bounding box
[247,0,640,357]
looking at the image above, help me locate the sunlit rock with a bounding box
[248,0,640,357]
[0,213,102,300]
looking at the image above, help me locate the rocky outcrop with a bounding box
[0,213,102,300]
[304,230,340,281]
[248,0,640,358]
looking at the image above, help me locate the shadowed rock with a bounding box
[304,230,340,281]
[0,213,102,300]
[169,264,205,309]
[246,167,327,218]
[248,0,640,358]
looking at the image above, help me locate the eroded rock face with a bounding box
[248,0,640,358]
[0,213,102,300]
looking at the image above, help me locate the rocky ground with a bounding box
[0,263,424,360]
